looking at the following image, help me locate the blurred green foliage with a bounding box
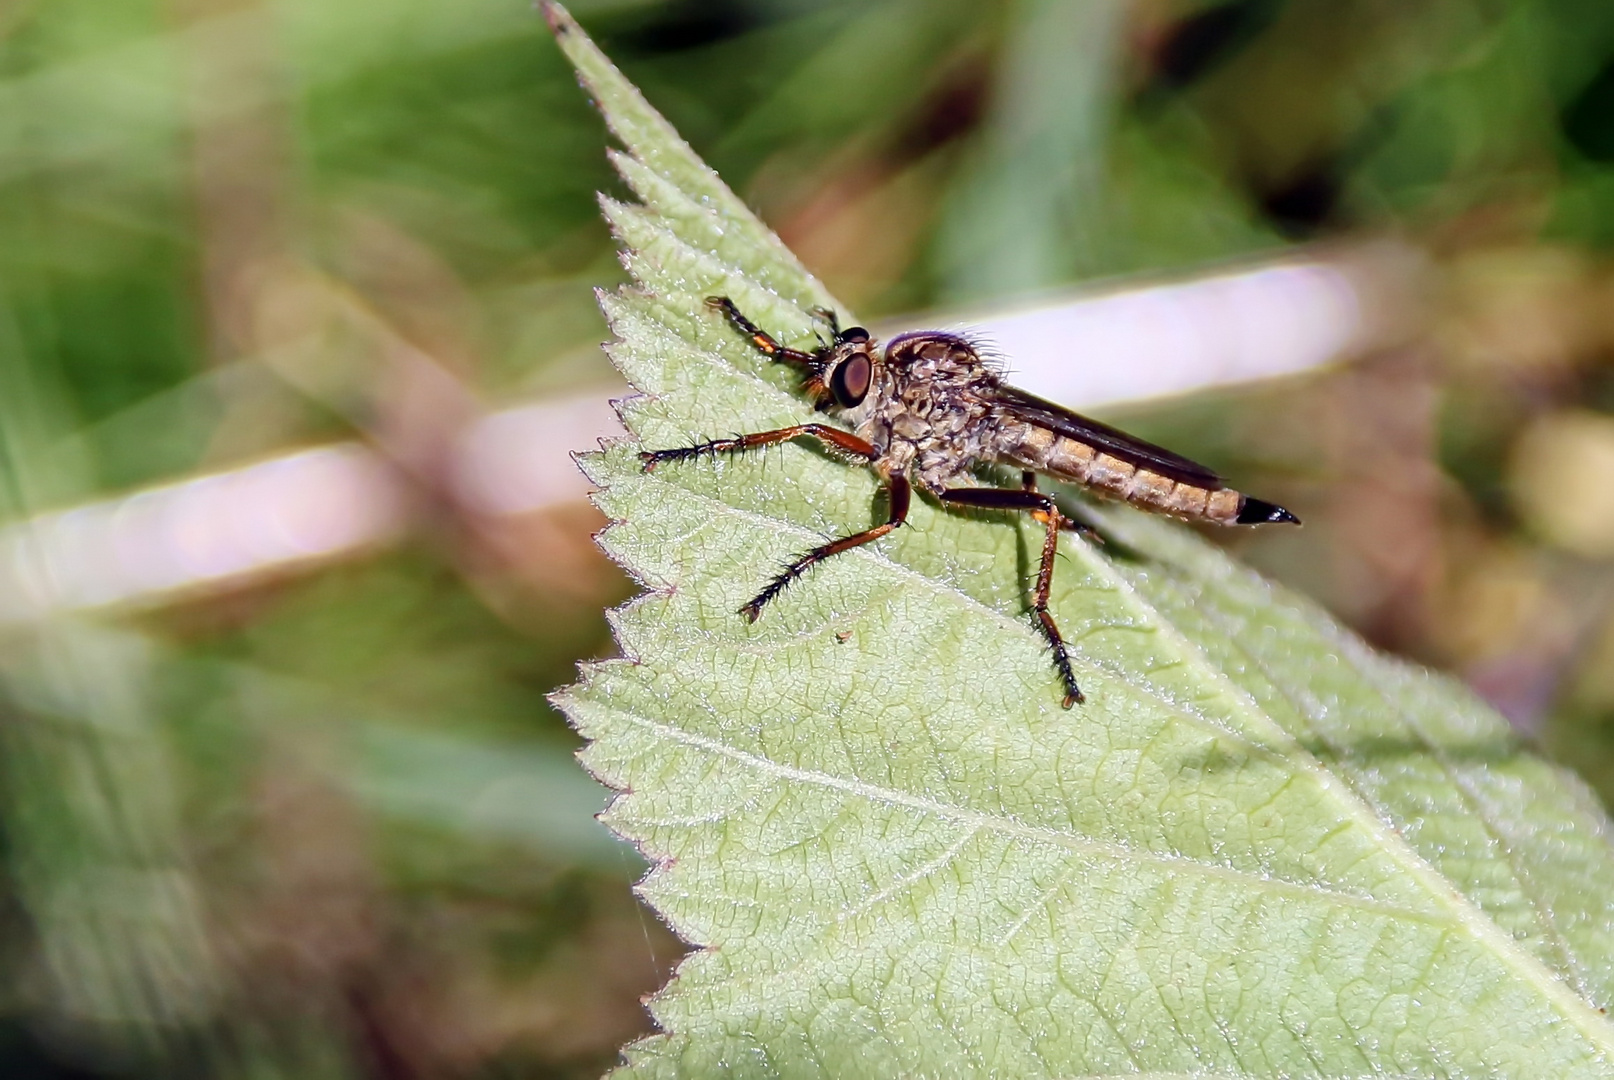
[0,0,1613,1076]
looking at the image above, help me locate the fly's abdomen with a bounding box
[1005,424,1245,523]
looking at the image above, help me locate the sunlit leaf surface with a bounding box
[547,5,1614,1076]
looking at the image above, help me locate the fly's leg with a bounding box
[742,474,910,622]
[1020,471,1102,544]
[939,486,1085,708]
[808,305,841,337]
[706,296,819,366]
[639,424,890,618]
[639,424,876,471]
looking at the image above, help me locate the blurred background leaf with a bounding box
[2,0,1614,1076]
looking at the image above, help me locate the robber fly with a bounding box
[640,296,1299,708]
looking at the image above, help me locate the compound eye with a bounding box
[840,326,870,344]
[828,353,872,407]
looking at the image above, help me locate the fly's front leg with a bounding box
[639,424,876,471]
[706,296,819,366]
[808,305,841,338]
[742,474,910,622]
[939,486,1085,708]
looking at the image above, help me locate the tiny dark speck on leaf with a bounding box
[540,0,572,35]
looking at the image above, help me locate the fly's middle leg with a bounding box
[638,422,894,625]
[1021,470,1101,545]
[741,474,911,621]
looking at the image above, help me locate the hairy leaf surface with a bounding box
[544,5,1614,1076]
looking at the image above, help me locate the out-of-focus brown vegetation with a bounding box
[4,0,1614,1076]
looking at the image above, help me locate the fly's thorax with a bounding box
[863,331,1001,491]
[885,335,999,436]
[883,331,997,393]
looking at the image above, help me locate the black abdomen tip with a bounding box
[1236,497,1301,525]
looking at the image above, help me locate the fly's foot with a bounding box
[639,440,732,472]
[739,566,796,623]
[1033,607,1084,708]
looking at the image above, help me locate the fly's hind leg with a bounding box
[1020,471,1102,545]
[940,485,1085,708]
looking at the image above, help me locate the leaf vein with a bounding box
[606,705,1452,923]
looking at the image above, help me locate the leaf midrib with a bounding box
[592,704,1446,924]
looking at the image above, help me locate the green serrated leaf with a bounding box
[544,5,1614,1076]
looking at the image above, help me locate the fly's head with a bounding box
[810,324,879,416]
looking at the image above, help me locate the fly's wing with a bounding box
[993,384,1225,490]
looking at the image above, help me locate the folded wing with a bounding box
[992,384,1225,491]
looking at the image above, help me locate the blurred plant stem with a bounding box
[937,0,1127,299]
